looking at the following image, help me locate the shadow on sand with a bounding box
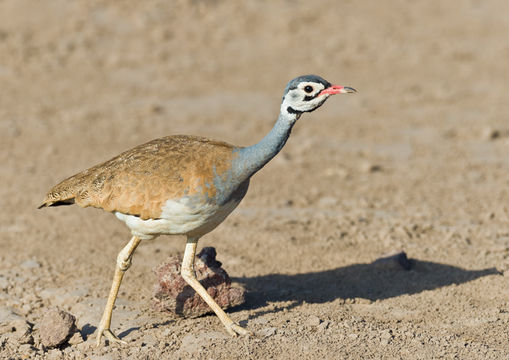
[232,259,501,312]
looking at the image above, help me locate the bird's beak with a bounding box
[319,85,357,96]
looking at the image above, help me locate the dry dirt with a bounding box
[2,1,509,359]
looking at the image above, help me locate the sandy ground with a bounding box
[2,0,509,359]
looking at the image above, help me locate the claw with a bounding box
[96,328,127,347]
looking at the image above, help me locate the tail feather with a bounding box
[38,198,75,209]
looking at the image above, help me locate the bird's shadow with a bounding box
[81,323,97,341]
[118,326,141,339]
[232,259,500,314]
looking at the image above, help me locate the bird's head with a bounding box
[281,75,356,118]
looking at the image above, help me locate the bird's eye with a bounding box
[304,85,313,93]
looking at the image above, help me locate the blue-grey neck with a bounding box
[232,110,299,182]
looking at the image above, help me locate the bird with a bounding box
[39,74,356,346]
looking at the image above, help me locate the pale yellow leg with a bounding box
[181,237,252,336]
[96,236,142,347]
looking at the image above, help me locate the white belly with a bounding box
[115,196,242,240]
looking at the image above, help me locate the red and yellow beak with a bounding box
[319,85,357,96]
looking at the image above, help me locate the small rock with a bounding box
[249,317,269,325]
[381,329,393,340]
[482,127,500,140]
[0,275,8,289]
[317,196,339,207]
[323,167,349,179]
[0,308,33,345]
[258,327,277,337]
[20,259,41,269]
[0,307,24,335]
[380,329,393,346]
[149,103,165,114]
[372,250,411,271]
[18,343,35,355]
[484,212,495,221]
[360,162,382,173]
[354,297,373,305]
[67,331,84,345]
[317,320,330,332]
[39,308,77,348]
[75,340,91,353]
[46,348,64,360]
[141,334,158,347]
[10,319,33,344]
[152,247,246,318]
[305,315,322,327]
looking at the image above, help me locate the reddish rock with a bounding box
[152,247,245,318]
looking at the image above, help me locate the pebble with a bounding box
[75,340,91,352]
[68,331,84,345]
[17,343,35,355]
[46,348,63,360]
[141,334,159,347]
[481,127,500,140]
[0,308,33,345]
[0,275,8,289]
[317,320,330,332]
[249,316,269,325]
[258,327,277,337]
[39,308,77,348]
[153,247,245,318]
[380,329,393,346]
[317,196,339,207]
[323,167,349,179]
[20,259,41,269]
[305,315,322,327]
[360,162,382,173]
[10,319,33,344]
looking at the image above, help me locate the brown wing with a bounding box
[39,135,239,220]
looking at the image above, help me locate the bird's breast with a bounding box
[115,179,249,239]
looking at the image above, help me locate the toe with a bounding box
[96,328,127,347]
[104,329,127,344]
[229,323,253,336]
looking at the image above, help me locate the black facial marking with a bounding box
[303,95,315,101]
[286,106,300,114]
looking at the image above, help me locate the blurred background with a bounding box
[2,0,509,358]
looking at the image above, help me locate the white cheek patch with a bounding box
[283,84,328,113]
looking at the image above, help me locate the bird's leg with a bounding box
[181,237,252,337]
[96,235,142,347]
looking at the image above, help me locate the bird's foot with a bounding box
[225,322,253,337]
[96,328,127,347]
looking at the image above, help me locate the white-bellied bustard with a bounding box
[39,75,356,346]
